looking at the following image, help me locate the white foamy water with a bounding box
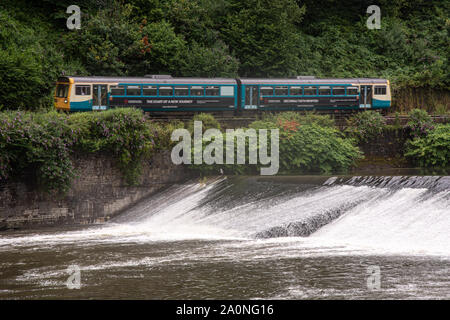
[0,176,448,257]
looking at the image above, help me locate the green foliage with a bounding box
[260,112,335,128]
[62,3,144,76]
[137,19,188,75]
[0,111,77,193]
[405,125,450,168]
[0,0,448,110]
[393,112,402,129]
[68,108,155,185]
[190,113,361,175]
[0,108,159,193]
[187,113,221,134]
[275,122,362,174]
[180,40,239,77]
[406,108,434,138]
[433,103,449,116]
[0,9,73,110]
[222,0,305,76]
[151,120,185,150]
[346,111,387,142]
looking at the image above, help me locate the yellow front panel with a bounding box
[54,79,73,111]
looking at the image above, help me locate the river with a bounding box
[0,176,448,299]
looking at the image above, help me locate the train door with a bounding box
[359,85,372,109]
[93,84,108,110]
[244,85,259,109]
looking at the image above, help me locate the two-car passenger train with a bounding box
[54,75,391,113]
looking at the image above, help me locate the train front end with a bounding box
[54,77,73,111]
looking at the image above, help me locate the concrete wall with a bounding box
[0,151,191,230]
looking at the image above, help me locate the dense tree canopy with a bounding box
[0,0,448,110]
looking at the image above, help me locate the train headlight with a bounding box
[64,99,68,103]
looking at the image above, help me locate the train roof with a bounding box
[59,76,237,85]
[59,76,389,85]
[239,78,389,85]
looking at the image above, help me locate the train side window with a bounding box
[174,87,189,96]
[126,85,141,96]
[260,87,274,96]
[190,86,204,96]
[332,87,345,95]
[159,86,173,96]
[205,86,220,96]
[110,85,125,96]
[319,86,331,95]
[274,86,288,96]
[290,86,302,96]
[304,86,316,96]
[143,85,157,96]
[374,86,387,95]
[220,86,234,96]
[75,85,91,96]
[347,87,358,95]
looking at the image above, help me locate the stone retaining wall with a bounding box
[0,151,191,230]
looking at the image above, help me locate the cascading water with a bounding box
[0,176,448,299]
[0,176,449,255]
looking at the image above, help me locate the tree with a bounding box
[180,40,239,77]
[222,0,305,77]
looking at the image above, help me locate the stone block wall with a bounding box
[0,151,191,230]
[358,128,410,158]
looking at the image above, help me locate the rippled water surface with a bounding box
[0,176,449,299]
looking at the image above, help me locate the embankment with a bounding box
[0,151,190,230]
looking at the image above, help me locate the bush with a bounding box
[68,108,155,185]
[0,108,156,193]
[406,108,434,138]
[405,124,450,168]
[190,113,362,175]
[346,111,386,142]
[151,120,185,150]
[0,111,77,192]
[187,113,221,134]
[276,123,362,174]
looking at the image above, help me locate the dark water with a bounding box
[0,176,449,299]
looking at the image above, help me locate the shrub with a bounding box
[186,113,221,134]
[0,111,77,193]
[406,108,434,138]
[0,108,156,193]
[433,103,449,116]
[275,121,362,174]
[405,124,450,168]
[346,111,386,142]
[151,120,185,150]
[69,108,155,185]
[190,114,362,175]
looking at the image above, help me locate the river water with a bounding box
[0,176,448,299]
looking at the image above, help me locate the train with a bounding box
[54,75,391,113]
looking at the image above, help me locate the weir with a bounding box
[0,175,448,256]
[115,176,449,252]
[0,175,448,300]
